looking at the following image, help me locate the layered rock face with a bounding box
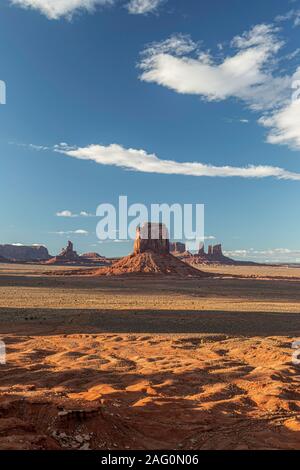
[63,223,208,278]
[0,244,50,261]
[134,223,170,255]
[212,244,223,257]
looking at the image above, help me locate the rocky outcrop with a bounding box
[58,241,79,261]
[91,224,208,277]
[46,241,81,265]
[47,243,110,266]
[185,243,236,265]
[0,244,50,261]
[212,244,223,257]
[91,251,209,277]
[134,223,170,255]
[80,252,110,266]
[198,243,205,256]
[56,224,209,278]
[80,252,103,259]
[170,242,186,254]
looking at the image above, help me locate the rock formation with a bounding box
[185,243,236,265]
[134,223,170,255]
[198,243,205,256]
[0,244,50,261]
[170,242,186,254]
[212,244,223,257]
[46,243,110,266]
[46,241,79,265]
[58,241,79,260]
[46,241,81,265]
[80,252,109,265]
[60,224,208,277]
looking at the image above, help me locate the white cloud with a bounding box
[127,0,164,15]
[139,24,300,150]
[139,26,288,110]
[259,98,300,149]
[56,209,95,217]
[80,210,94,216]
[54,142,300,180]
[53,229,89,235]
[56,210,77,217]
[10,0,114,20]
[275,9,300,27]
[10,0,166,19]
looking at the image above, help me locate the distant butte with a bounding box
[46,241,109,266]
[56,223,209,278]
[171,242,260,266]
[92,223,208,277]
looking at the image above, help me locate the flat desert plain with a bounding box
[0,262,299,450]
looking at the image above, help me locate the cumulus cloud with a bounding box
[139,24,300,150]
[10,0,115,20]
[139,26,289,110]
[127,0,164,15]
[54,142,300,180]
[56,210,77,217]
[56,209,95,217]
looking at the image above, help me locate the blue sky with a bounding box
[1,0,300,262]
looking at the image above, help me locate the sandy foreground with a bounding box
[0,263,299,450]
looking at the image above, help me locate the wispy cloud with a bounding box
[10,0,166,19]
[10,0,115,20]
[275,8,300,27]
[52,229,89,235]
[54,142,300,180]
[127,0,164,15]
[56,209,95,217]
[139,23,300,150]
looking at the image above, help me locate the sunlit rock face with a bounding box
[134,223,170,255]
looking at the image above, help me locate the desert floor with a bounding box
[0,263,299,450]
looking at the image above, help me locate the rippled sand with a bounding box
[0,263,299,450]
